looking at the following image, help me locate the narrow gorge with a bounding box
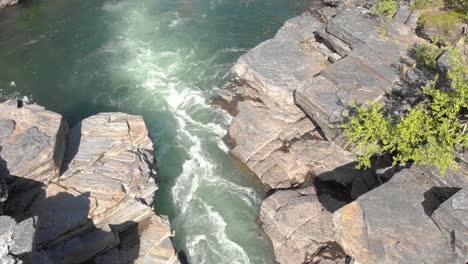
[0,0,467,263]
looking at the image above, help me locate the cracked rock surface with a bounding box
[259,187,347,264]
[0,101,179,264]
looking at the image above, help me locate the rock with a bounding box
[431,188,468,263]
[259,187,346,264]
[393,5,412,24]
[413,165,468,191]
[232,14,326,109]
[227,14,359,189]
[0,215,16,258]
[0,100,68,186]
[296,8,410,142]
[10,217,36,257]
[18,112,178,263]
[437,50,451,74]
[0,215,35,264]
[118,215,179,264]
[333,168,457,263]
[0,0,19,8]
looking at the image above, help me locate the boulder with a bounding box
[0,100,68,186]
[431,188,468,263]
[259,187,346,264]
[19,112,178,263]
[0,215,36,263]
[333,168,457,263]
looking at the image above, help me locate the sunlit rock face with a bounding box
[0,100,178,264]
[0,0,19,8]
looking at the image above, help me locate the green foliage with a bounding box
[411,0,444,10]
[447,0,468,12]
[342,49,468,174]
[419,11,463,34]
[415,44,443,70]
[418,10,464,42]
[370,0,399,19]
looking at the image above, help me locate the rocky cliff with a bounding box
[0,100,179,263]
[218,0,468,263]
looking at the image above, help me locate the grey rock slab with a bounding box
[10,217,36,256]
[232,38,327,106]
[0,100,68,185]
[259,187,337,264]
[326,8,380,47]
[333,168,457,263]
[0,119,15,139]
[0,215,16,257]
[275,14,324,42]
[431,188,468,263]
[393,5,412,23]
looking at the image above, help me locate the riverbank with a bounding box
[0,100,179,263]
[218,0,468,262]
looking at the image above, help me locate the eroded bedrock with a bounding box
[333,168,467,264]
[0,100,68,187]
[0,100,179,263]
[223,13,363,190]
[259,187,347,264]
[295,7,426,142]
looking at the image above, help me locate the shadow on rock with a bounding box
[422,186,461,217]
[1,153,142,264]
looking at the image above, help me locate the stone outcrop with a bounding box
[0,100,179,263]
[221,1,468,263]
[333,168,458,264]
[259,187,346,264]
[224,13,362,190]
[295,7,420,142]
[431,188,468,263]
[0,100,68,187]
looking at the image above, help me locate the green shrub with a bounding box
[370,0,399,19]
[447,0,468,11]
[419,11,463,34]
[411,0,444,10]
[415,44,443,70]
[342,48,468,174]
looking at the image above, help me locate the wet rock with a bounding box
[431,188,468,263]
[259,187,346,264]
[333,168,457,263]
[0,100,68,186]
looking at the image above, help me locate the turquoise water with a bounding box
[0,0,308,263]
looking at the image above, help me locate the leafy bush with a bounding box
[415,44,443,70]
[370,0,399,19]
[342,49,468,174]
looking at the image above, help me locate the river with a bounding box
[0,0,308,263]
